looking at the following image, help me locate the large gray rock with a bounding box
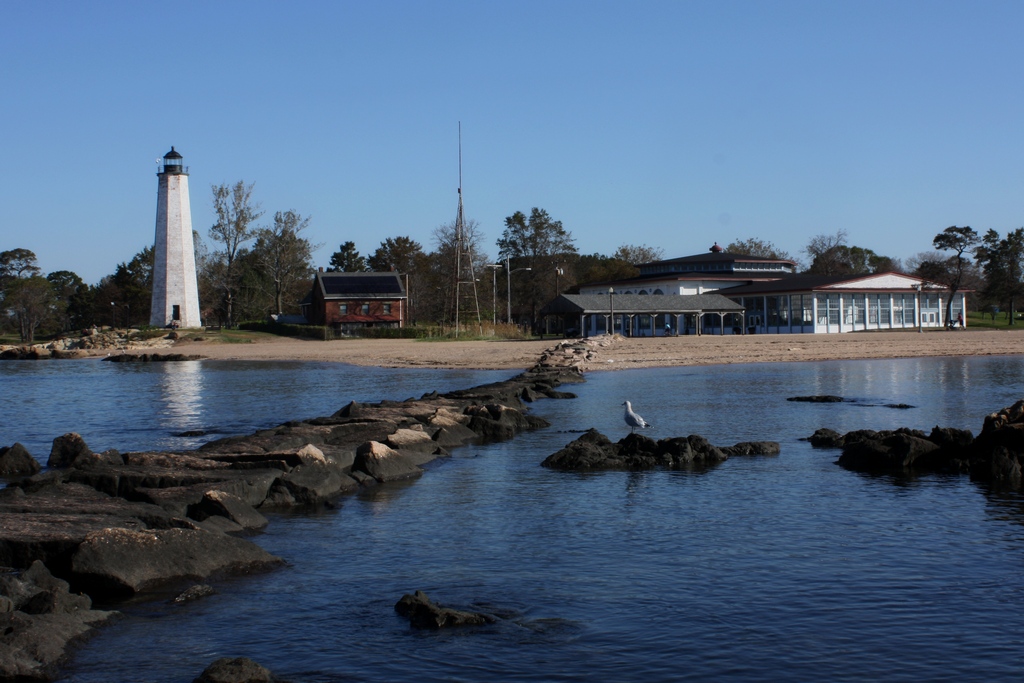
[353,441,423,482]
[47,433,92,469]
[541,430,769,471]
[0,482,189,574]
[0,443,41,477]
[193,657,281,683]
[721,441,782,457]
[394,590,494,629]
[656,435,729,465]
[385,427,438,454]
[188,491,268,530]
[71,527,284,597]
[261,461,358,508]
[838,432,940,471]
[971,400,1024,484]
[0,561,117,682]
[809,425,974,474]
[465,404,550,442]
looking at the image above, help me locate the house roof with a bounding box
[540,293,744,316]
[583,271,779,289]
[720,272,940,296]
[313,271,407,299]
[643,250,797,267]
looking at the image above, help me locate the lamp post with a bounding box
[608,287,615,335]
[110,302,116,330]
[486,263,502,325]
[916,283,923,333]
[505,255,532,324]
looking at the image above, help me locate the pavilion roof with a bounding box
[540,293,744,316]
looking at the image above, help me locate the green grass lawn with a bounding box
[967,311,1024,330]
[193,329,276,344]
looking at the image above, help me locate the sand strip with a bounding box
[155,329,1024,371]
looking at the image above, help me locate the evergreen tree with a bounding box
[497,208,577,327]
[327,241,367,272]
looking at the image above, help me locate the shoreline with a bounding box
[151,328,1024,370]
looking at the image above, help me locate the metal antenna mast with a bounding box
[451,122,481,335]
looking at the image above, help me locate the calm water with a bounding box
[3,356,1024,682]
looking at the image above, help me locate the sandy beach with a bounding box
[160,329,1024,371]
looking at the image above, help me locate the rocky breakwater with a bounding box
[0,328,180,361]
[542,429,780,471]
[807,399,1024,485]
[0,340,590,680]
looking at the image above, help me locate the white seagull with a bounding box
[622,401,650,433]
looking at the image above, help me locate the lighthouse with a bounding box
[150,147,202,328]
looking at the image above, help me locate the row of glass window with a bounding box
[735,293,961,329]
[339,303,393,315]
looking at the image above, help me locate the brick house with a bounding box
[301,270,407,333]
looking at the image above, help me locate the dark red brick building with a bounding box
[301,271,407,333]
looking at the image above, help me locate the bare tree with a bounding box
[432,218,490,325]
[252,210,317,315]
[803,230,850,274]
[6,276,55,342]
[209,181,262,326]
[905,251,945,273]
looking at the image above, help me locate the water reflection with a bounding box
[978,482,1024,529]
[156,361,205,437]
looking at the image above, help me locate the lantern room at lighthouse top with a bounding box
[160,147,187,175]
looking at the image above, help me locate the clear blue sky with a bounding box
[4,0,1022,283]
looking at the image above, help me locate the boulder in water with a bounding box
[0,444,40,477]
[47,433,93,469]
[193,657,281,683]
[394,590,495,629]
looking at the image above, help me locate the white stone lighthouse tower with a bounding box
[150,147,202,328]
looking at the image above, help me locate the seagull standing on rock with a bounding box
[623,401,650,433]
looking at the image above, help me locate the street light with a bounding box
[486,263,502,325]
[608,287,615,335]
[505,255,531,324]
[110,301,116,330]
[915,283,923,333]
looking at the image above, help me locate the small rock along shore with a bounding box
[0,336,600,681]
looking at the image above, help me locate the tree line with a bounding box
[4,182,1024,342]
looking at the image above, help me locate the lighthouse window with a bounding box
[172,305,180,321]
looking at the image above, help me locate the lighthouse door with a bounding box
[172,305,180,321]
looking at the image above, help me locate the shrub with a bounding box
[237,321,330,340]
